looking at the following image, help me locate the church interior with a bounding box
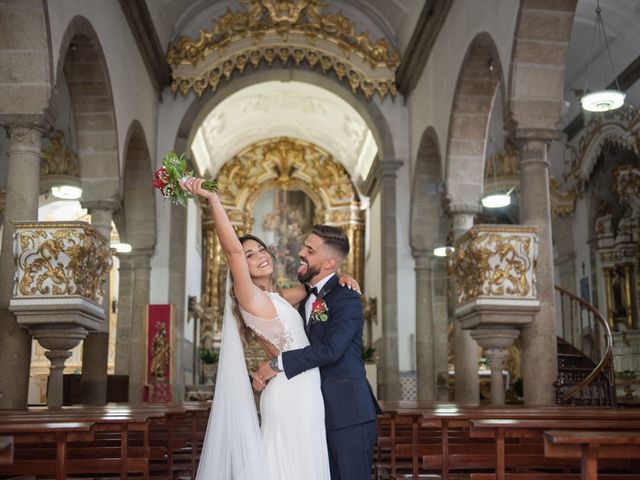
[1,0,640,478]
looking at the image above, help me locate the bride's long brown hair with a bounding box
[229,234,277,347]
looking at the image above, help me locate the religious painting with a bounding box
[252,189,315,288]
[146,304,174,402]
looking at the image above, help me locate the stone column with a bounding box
[378,160,404,400]
[449,204,482,404]
[80,202,115,405]
[129,250,153,403]
[517,136,558,405]
[114,256,134,375]
[0,125,44,409]
[469,329,520,406]
[413,249,436,401]
[432,261,450,401]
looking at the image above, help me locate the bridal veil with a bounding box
[196,275,267,479]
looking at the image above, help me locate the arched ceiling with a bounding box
[190,80,378,181]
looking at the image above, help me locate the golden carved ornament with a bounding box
[215,137,358,210]
[13,222,112,306]
[167,0,399,99]
[41,130,81,177]
[550,177,577,218]
[450,225,538,305]
[614,164,640,217]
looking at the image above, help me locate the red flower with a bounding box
[310,299,329,322]
[153,167,169,189]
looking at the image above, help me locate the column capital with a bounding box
[412,249,433,269]
[131,248,155,268]
[1,108,57,136]
[81,199,121,214]
[378,159,404,178]
[512,128,562,144]
[447,203,482,216]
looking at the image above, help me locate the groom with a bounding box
[256,224,381,480]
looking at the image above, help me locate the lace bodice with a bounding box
[239,292,310,353]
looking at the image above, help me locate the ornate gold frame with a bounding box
[199,137,364,341]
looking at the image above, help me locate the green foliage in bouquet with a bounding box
[153,151,217,206]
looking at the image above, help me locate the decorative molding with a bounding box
[395,0,453,97]
[450,225,538,305]
[564,110,640,193]
[119,0,171,93]
[167,0,399,99]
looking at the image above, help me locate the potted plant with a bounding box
[362,345,378,398]
[200,347,219,385]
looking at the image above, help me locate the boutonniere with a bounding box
[310,299,329,322]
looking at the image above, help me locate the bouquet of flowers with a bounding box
[153,151,217,206]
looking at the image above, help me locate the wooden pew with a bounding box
[0,411,153,479]
[544,430,640,480]
[0,422,94,480]
[376,404,640,480]
[0,403,213,480]
[0,435,14,466]
[470,418,640,480]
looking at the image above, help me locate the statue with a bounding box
[151,322,171,380]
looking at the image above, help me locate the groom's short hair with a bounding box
[311,224,349,260]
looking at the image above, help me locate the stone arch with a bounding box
[57,16,120,204]
[445,32,504,207]
[121,120,156,251]
[507,0,578,133]
[174,67,397,168]
[411,127,445,251]
[410,126,450,402]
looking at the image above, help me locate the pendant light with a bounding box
[581,0,625,113]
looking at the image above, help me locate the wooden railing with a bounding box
[554,285,616,406]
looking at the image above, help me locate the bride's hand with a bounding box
[338,273,361,294]
[179,176,216,202]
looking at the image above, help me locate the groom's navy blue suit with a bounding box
[282,274,382,480]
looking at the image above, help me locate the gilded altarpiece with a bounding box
[199,138,364,367]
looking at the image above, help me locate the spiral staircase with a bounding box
[554,286,617,406]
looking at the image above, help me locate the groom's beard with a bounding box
[298,264,320,285]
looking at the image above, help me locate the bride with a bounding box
[180,177,357,479]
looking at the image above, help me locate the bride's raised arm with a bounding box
[179,177,276,319]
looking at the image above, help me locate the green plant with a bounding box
[361,345,376,363]
[199,347,219,365]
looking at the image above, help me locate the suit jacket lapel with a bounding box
[317,274,339,301]
[298,294,309,332]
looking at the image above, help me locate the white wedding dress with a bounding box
[241,292,330,480]
[196,277,330,480]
